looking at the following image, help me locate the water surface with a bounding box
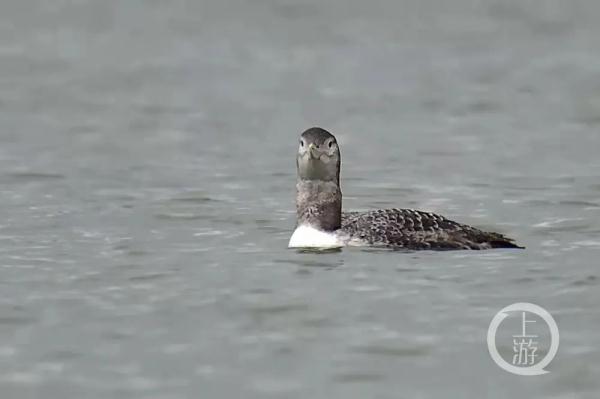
[1,1,600,398]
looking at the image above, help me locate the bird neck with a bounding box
[296,179,342,231]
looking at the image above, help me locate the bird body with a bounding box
[289,127,522,250]
[340,208,520,250]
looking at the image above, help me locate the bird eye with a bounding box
[300,140,304,147]
[328,140,333,148]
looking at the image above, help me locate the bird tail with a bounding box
[485,232,524,249]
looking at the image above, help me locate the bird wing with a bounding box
[341,208,521,250]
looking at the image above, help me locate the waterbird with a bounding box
[289,127,522,250]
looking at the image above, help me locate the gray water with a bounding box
[1,1,600,398]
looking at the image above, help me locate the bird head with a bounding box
[296,127,340,183]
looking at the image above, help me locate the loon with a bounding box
[289,127,522,250]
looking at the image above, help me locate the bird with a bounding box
[288,127,523,250]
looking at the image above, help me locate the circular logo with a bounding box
[487,302,559,376]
